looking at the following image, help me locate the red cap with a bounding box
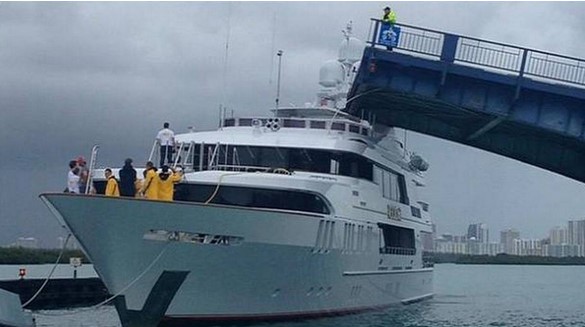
[76,156,86,163]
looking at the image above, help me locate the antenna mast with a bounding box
[275,50,283,109]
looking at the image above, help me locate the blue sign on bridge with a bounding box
[378,24,401,48]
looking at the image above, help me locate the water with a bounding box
[3,264,584,326]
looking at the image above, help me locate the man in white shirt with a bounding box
[67,160,80,193]
[156,122,175,167]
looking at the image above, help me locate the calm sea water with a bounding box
[3,264,585,327]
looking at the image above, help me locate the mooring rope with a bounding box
[33,242,171,317]
[22,233,72,308]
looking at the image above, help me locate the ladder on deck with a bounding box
[85,145,99,194]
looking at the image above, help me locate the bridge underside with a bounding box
[347,47,585,183]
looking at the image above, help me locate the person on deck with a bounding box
[67,160,80,194]
[157,165,183,201]
[104,168,120,197]
[76,156,89,194]
[156,122,175,168]
[119,158,137,197]
[139,161,159,200]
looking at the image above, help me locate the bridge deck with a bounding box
[347,20,585,183]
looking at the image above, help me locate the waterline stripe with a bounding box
[343,268,433,276]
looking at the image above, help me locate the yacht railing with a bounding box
[148,139,159,164]
[368,19,585,87]
[85,145,99,194]
[144,140,294,175]
[379,247,416,256]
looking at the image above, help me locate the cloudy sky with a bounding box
[1,2,585,248]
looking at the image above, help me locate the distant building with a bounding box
[435,239,467,254]
[467,223,489,243]
[543,244,581,257]
[500,229,520,254]
[568,220,585,256]
[514,239,543,256]
[57,236,80,250]
[549,226,568,245]
[467,240,502,256]
[15,237,38,249]
[440,233,454,242]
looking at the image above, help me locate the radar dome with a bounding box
[338,37,365,65]
[319,60,345,88]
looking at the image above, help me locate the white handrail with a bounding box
[148,140,159,163]
[85,145,99,194]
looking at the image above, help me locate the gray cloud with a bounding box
[1,2,585,246]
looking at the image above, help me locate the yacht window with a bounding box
[291,149,331,173]
[373,166,383,185]
[310,121,326,129]
[192,144,202,171]
[379,167,408,204]
[349,124,360,133]
[202,144,377,182]
[378,223,416,255]
[331,122,346,131]
[239,118,253,126]
[174,184,330,215]
[224,118,235,127]
[283,119,306,128]
[411,206,422,218]
[339,153,373,181]
[361,128,369,136]
[259,147,288,168]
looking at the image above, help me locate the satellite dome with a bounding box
[338,36,365,65]
[319,60,345,88]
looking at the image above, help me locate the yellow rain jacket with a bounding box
[140,169,159,200]
[382,10,397,25]
[157,172,183,201]
[105,176,120,197]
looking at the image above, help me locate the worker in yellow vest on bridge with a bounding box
[382,6,397,51]
[382,6,396,25]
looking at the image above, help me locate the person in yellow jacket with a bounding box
[382,6,397,25]
[157,165,183,201]
[139,161,159,200]
[104,168,120,197]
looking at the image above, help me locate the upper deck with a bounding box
[168,106,417,177]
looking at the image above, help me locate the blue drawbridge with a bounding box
[346,20,585,183]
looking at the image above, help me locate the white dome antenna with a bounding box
[314,21,365,110]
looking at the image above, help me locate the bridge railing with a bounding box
[368,19,585,87]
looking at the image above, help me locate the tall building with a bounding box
[467,223,489,243]
[568,220,585,245]
[514,239,543,256]
[549,226,568,245]
[500,229,520,254]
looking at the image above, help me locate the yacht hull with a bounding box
[40,193,433,323]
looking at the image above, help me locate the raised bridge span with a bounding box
[346,19,585,183]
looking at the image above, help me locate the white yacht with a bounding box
[40,24,434,325]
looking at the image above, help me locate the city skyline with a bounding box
[435,218,585,258]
